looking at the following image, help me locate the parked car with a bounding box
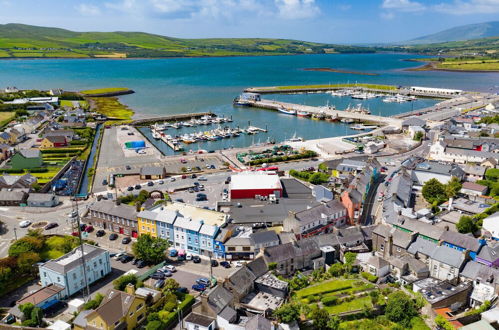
[175,198,185,203]
[170,177,176,182]
[180,158,187,164]
[161,270,172,277]
[195,166,201,171]
[196,278,210,286]
[44,222,58,230]
[151,272,165,280]
[127,186,134,191]
[196,195,207,201]
[126,165,132,170]
[96,230,106,237]
[120,255,133,263]
[147,181,154,186]
[122,237,131,244]
[136,260,147,268]
[109,233,119,241]
[19,220,32,228]
[177,255,186,261]
[198,176,207,181]
[154,279,165,289]
[113,252,125,260]
[134,184,141,190]
[169,249,178,257]
[235,261,245,267]
[191,284,206,292]
[186,253,193,261]
[193,186,199,192]
[158,180,164,185]
[220,261,231,268]
[84,225,94,233]
[188,188,194,193]
[102,179,108,185]
[132,258,140,265]
[181,175,187,179]
[211,260,219,267]
[192,256,201,263]
[163,265,176,272]
[177,287,189,294]
[191,174,197,179]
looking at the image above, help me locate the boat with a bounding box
[312,112,326,120]
[287,132,304,142]
[341,118,355,124]
[278,107,296,115]
[326,114,339,122]
[296,110,311,117]
[152,131,161,139]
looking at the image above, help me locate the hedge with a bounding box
[321,296,340,306]
[163,294,195,328]
[247,150,317,165]
[0,168,25,173]
[28,168,49,173]
[361,272,378,283]
[41,147,86,154]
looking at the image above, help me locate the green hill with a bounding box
[0,23,373,59]
[403,21,499,44]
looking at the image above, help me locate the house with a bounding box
[185,313,216,330]
[224,266,257,305]
[407,236,439,262]
[476,243,499,267]
[412,278,472,309]
[27,193,59,207]
[461,181,488,197]
[450,197,490,215]
[372,224,415,258]
[0,132,15,145]
[428,245,467,283]
[482,212,499,240]
[312,185,333,202]
[0,189,28,206]
[9,149,43,170]
[230,172,283,199]
[439,230,483,260]
[401,117,426,130]
[0,173,36,189]
[81,285,147,330]
[43,129,75,141]
[481,158,498,169]
[284,199,347,239]
[460,261,499,307]
[8,284,65,322]
[0,143,11,161]
[39,244,111,298]
[224,236,255,260]
[263,239,323,276]
[86,200,139,238]
[251,230,280,253]
[462,164,486,182]
[41,136,67,148]
[139,166,166,180]
[411,161,465,186]
[408,126,426,140]
[390,171,413,208]
[364,254,390,277]
[386,255,429,284]
[430,140,499,164]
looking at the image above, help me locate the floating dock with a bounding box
[132,112,214,126]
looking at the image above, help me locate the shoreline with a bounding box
[302,67,379,76]
[404,59,499,73]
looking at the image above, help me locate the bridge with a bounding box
[246,99,403,127]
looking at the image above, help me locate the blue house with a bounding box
[440,231,484,260]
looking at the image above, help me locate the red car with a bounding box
[71,232,79,237]
[85,225,94,233]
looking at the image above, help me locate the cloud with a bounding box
[380,12,395,19]
[433,0,499,14]
[76,4,101,16]
[381,0,425,12]
[274,0,320,19]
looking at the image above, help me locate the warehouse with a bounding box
[230,172,283,199]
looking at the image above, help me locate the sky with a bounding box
[0,0,498,43]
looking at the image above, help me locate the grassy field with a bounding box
[0,111,15,128]
[80,87,130,95]
[60,99,89,108]
[436,59,499,71]
[89,97,134,120]
[295,279,355,298]
[324,296,372,314]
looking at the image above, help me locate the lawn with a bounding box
[324,296,372,314]
[0,111,15,128]
[80,87,130,95]
[89,97,134,120]
[295,279,355,298]
[60,99,89,108]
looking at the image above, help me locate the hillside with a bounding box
[403,21,499,44]
[0,23,373,59]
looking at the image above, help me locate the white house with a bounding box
[483,212,499,240]
[364,255,390,277]
[408,126,425,140]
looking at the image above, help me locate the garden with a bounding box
[237,146,317,165]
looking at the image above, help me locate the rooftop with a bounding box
[184,313,214,327]
[17,284,64,306]
[40,244,107,274]
[230,172,282,191]
[251,230,279,245]
[90,200,137,220]
[414,278,471,305]
[240,290,285,312]
[255,272,288,291]
[163,201,227,227]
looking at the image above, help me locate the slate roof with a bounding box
[0,173,36,187]
[90,200,137,220]
[397,220,444,240]
[440,231,481,252]
[90,289,136,326]
[478,244,499,262]
[41,244,107,274]
[0,190,26,201]
[246,257,268,278]
[462,181,487,193]
[245,314,272,330]
[293,199,346,226]
[390,172,413,207]
[461,260,499,285]
[207,285,234,314]
[430,245,466,268]
[18,149,41,159]
[402,117,426,127]
[407,236,438,257]
[463,165,486,177]
[27,193,57,203]
[218,305,237,322]
[227,266,256,296]
[184,313,214,327]
[264,242,296,263]
[280,178,313,199]
[250,230,279,246]
[367,255,389,269]
[45,135,66,144]
[140,166,164,176]
[313,185,333,202]
[413,161,465,177]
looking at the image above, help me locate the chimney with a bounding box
[125,283,135,295]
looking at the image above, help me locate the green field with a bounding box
[249,83,397,93]
[89,97,134,120]
[60,99,89,108]
[295,279,356,298]
[0,111,15,128]
[80,87,130,95]
[324,296,372,314]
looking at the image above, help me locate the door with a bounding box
[119,227,124,234]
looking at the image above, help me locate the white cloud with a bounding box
[381,0,426,12]
[76,4,101,16]
[433,0,499,14]
[275,0,320,19]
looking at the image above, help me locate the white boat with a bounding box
[152,131,161,139]
[278,107,296,115]
[287,132,304,142]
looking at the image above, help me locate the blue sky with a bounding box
[1,0,498,43]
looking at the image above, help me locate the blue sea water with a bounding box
[1,53,497,151]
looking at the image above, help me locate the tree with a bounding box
[163,278,179,293]
[327,316,340,330]
[145,320,164,330]
[83,293,104,310]
[422,178,446,204]
[273,302,300,323]
[344,252,357,265]
[31,307,43,326]
[435,315,454,330]
[328,263,345,277]
[19,303,35,320]
[17,252,40,272]
[311,308,330,329]
[385,291,417,327]
[445,176,462,199]
[132,234,169,265]
[113,274,138,291]
[456,215,477,234]
[8,236,44,257]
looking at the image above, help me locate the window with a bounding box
[228,247,235,251]
[396,247,401,252]
[99,259,102,265]
[243,246,251,251]
[57,276,60,282]
[380,244,384,252]
[142,226,145,230]
[73,273,76,279]
[43,272,47,277]
[137,313,144,322]
[93,261,97,267]
[136,303,144,311]
[130,311,134,316]
[114,321,120,326]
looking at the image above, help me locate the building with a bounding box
[408,126,426,140]
[430,140,499,164]
[462,164,486,182]
[411,161,465,186]
[41,136,68,148]
[476,243,499,267]
[0,132,15,145]
[224,227,255,260]
[284,199,347,239]
[372,224,415,258]
[39,244,111,298]
[0,173,36,189]
[428,245,467,283]
[86,200,139,238]
[482,212,499,240]
[0,189,28,206]
[8,283,65,322]
[407,236,439,262]
[461,181,488,197]
[185,313,216,330]
[230,172,283,199]
[410,86,462,95]
[263,239,323,275]
[364,254,390,278]
[440,230,483,260]
[412,278,472,309]
[81,285,147,330]
[9,149,43,170]
[251,230,280,253]
[27,193,59,207]
[460,261,499,307]
[139,166,166,180]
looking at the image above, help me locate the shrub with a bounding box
[113,274,138,291]
[321,296,339,306]
[361,272,378,283]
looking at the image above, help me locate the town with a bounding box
[0,83,499,330]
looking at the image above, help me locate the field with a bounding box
[0,111,15,128]
[80,87,131,95]
[295,279,356,298]
[435,59,499,71]
[60,99,89,108]
[324,296,372,314]
[89,97,134,120]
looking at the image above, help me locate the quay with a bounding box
[246,99,403,127]
[132,112,214,126]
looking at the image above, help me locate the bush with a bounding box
[113,274,138,291]
[361,272,378,283]
[321,296,339,306]
[83,293,104,310]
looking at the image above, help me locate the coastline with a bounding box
[303,67,379,76]
[404,59,499,73]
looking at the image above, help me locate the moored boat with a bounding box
[278,107,296,115]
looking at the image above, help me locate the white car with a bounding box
[235,261,245,267]
[163,265,176,272]
[186,253,193,261]
[19,220,32,228]
[114,252,125,260]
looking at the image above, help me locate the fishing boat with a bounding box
[278,107,296,115]
[296,110,311,117]
[287,132,304,142]
[312,112,326,120]
[326,114,339,122]
[341,118,355,124]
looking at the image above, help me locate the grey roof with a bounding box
[218,306,237,322]
[462,165,486,177]
[184,313,214,327]
[41,244,107,274]
[18,149,41,159]
[90,200,137,220]
[462,261,499,285]
[250,230,279,246]
[478,244,499,262]
[0,190,26,201]
[246,257,269,278]
[373,223,392,238]
[397,220,444,240]
[402,117,426,127]
[413,161,465,177]
[390,172,413,207]
[264,242,296,263]
[228,266,256,296]
[294,199,346,226]
[392,228,414,248]
[0,173,36,187]
[313,185,333,202]
[281,178,313,198]
[207,285,234,314]
[245,314,272,330]
[407,236,438,257]
[367,255,389,269]
[140,166,164,176]
[402,255,429,274]
[72,310,92,328]
[430,245,466,268]
[225,236,253,247]
[440,231,481,252]
[27,193,57,203]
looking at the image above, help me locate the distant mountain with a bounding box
[403,21,499,45]
[0,23,373,59]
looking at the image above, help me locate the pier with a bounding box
[246,99,403,127]
[132,112,214,126]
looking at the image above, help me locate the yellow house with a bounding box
[40,136,67,148]
[0,132,15,145]
[137,216,157,238]
[79,286,147,330]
